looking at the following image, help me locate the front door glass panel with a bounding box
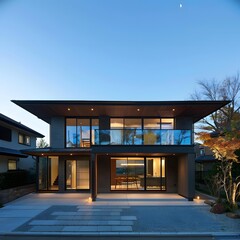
[66,159,90,190]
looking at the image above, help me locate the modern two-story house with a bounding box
[12,100,229,201]
[0,113,44,173]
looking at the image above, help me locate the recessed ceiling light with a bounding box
[68,108,71,111]
[91,108,94,111]
[172,108,175,111]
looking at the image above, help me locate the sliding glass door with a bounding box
[146,157,166,190]
[111,157,144,190]
[66,158,90,190]
[111,157,166,191]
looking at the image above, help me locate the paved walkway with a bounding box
[0,193,239,239]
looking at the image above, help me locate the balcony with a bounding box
[94,129,192,146]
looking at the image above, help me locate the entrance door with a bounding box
[146,157,166,190]
[66,159,90,190]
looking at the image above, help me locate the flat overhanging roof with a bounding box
[12,100,230,124]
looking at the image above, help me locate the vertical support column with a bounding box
[58,157,65,193]
[36,156,39,192]
[91,153,97,201]
[178,153,195,201]
[187,153,195,201]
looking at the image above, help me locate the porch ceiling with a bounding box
[12,100,230,124]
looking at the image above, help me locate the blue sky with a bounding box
[0,0,240,142]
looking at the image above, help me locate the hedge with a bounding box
[0,170,35,190]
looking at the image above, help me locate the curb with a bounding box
[0,231,239,238]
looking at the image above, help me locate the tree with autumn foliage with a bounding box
[192,73,240,209]
[197,132,240,208]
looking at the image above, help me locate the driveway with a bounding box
[0,193,239,239]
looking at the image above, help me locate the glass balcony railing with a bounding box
[94,129,192,145]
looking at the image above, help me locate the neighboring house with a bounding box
[0,113,44,173]
[195,143,216,183]
[12,100,229,201]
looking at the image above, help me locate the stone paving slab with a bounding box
[29,220,134,226]
[29,226,64,232]
[52,211,121,216]
[55,215,123,220]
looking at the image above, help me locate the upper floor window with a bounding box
[18,133,31,146]
[66,118,98,148]
[110,118,142,129]
[0,125,12,142]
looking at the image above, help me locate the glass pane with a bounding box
[66,118,77,147]
[19,134,24,144]
[124,129,142,145]
[161,118,174,129]
[25,136,31,145]
[8,160,17,170]
[143,130,160,145]
[77,119,90,147]
[111,118,123,129]
[127,158,144,190]
[91,119,99,144]
[77,160,90,189]
[144,119,160,129]
[161,158,166,190]
[174,130,191,145]
[146,157,166,190]
[38,157,48,190]
[66,160,76,189]
[161,130,174,145]
[111,157,144,191]
[48,156,59,190]
[110,130,123,144]
[124,119,141,129]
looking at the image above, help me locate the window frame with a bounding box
[18,133,31,146]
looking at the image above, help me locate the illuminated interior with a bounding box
[111,157,166,191]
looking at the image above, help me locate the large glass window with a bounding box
[111,157,166,191]
[66,118,98,148]
[38,156,59,191]
[111,157,144,190]
[143,118,161,145]
[91,119,99,145]
[66,118,77,147]
[77,119,90,147]
[66,158,90,190]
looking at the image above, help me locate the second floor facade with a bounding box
[12,100,230,151]
[0,113,44,150]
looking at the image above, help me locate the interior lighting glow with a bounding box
[120,163,144,166]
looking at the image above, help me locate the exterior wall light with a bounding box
[88,197,92,202]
